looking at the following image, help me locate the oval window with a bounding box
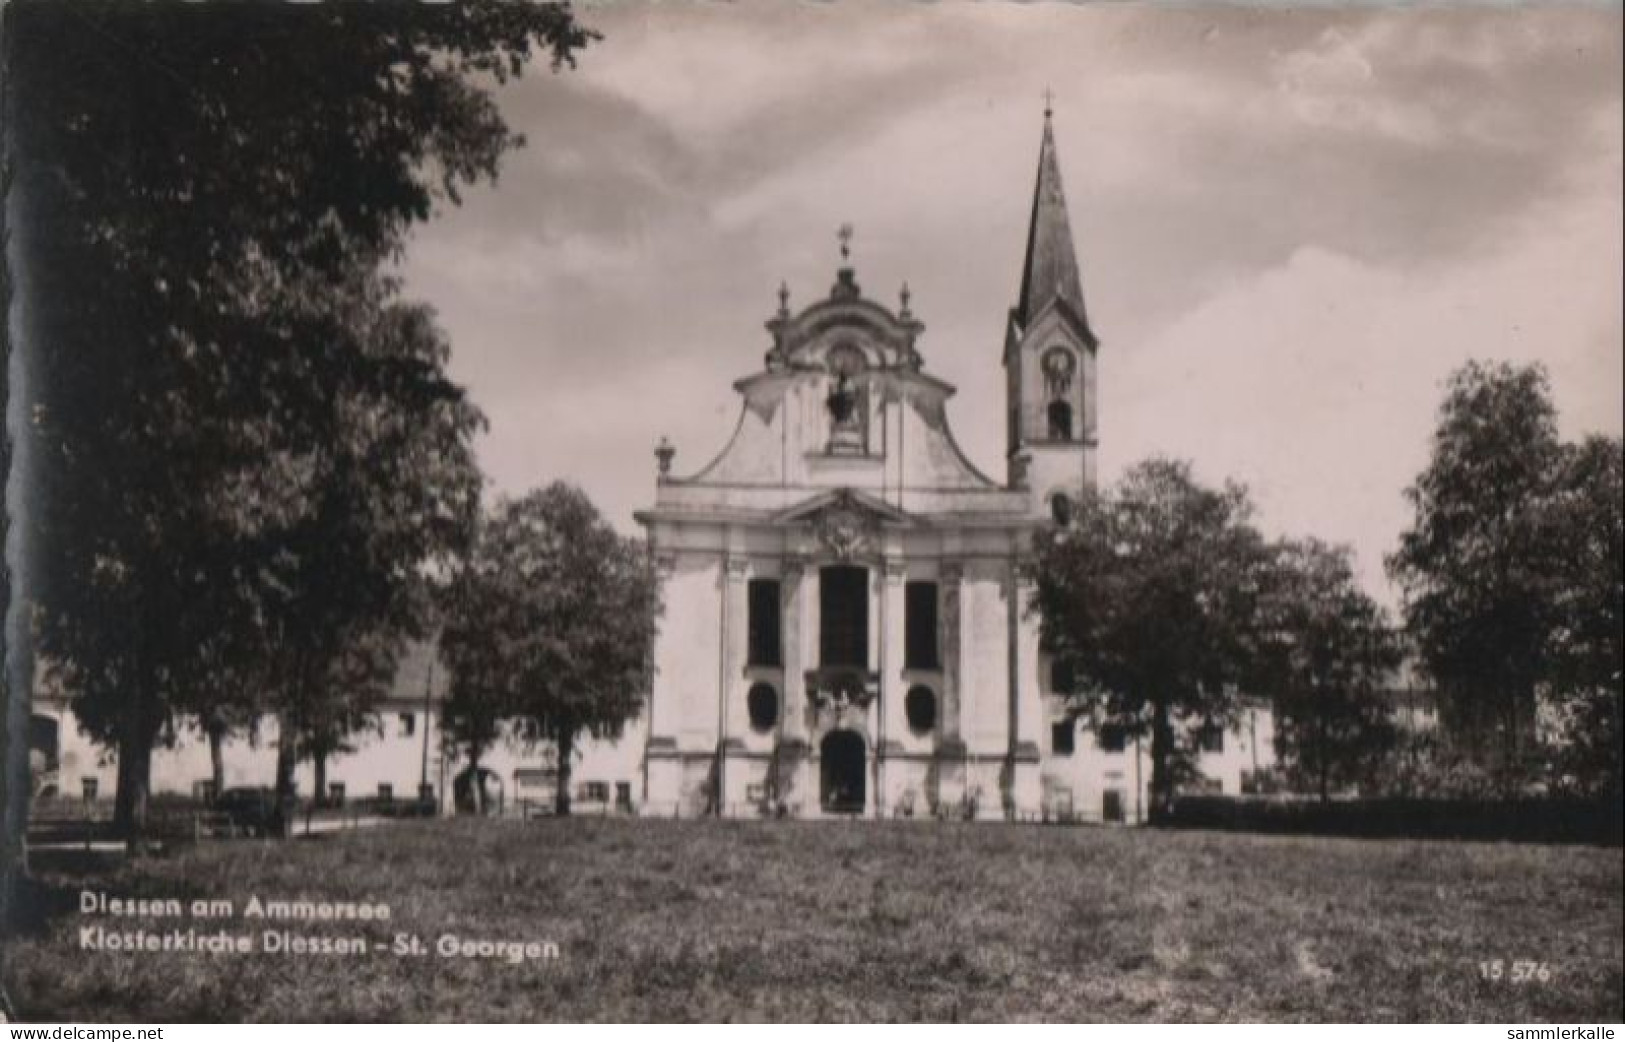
[904,685,937,735]
[747,683,779,733]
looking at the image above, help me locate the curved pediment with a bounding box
[768,269,924,373]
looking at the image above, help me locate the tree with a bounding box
[1389,361,1567,764]
[1030,458,1275,822]
[1264,540,1402,802]
[247,290,485,811]
[6,2,596,845]
[437,557,514,816]
[1544,436,1624,801]
[441,485,660,816]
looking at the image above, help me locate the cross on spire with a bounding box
[837,222,854,262]
[1043,86,1054,120]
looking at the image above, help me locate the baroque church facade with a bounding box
[637,112,1146,820]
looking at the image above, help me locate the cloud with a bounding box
[392,2,1622,606]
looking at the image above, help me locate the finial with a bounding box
[899,281,912,315]
[655,436,675,478]
[837,222,853,263]
[777,280,790,316]
[1043,86,1054,121]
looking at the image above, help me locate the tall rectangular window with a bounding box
[904,581,940,670]
[819,566,868,668]
[747,579,781,666]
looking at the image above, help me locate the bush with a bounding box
[1167,794,1622,845]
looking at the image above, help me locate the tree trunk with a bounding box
[207,720,226,802]
[555,729,574,817]
[1147,701,1175,826]
[114,684,157,854]
[1317,697,1330,804]
[313,751,328,809]
[274,712,298,837]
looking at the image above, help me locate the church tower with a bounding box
[1004,105,1098,522]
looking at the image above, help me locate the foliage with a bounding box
[5,1,595,842]
[1374,731,1548,801]
[439,485,661,815]
[1543,436,1624,801]
[1389,362,1623,798]
[1388,361,1563,758]
[1263,540,1402,800]
[1030,458,1275,820]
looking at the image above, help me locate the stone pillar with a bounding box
[1008,559,1043,819]
[936,562,966,811]
[777,557,808,814]
[644,551,681,816]
[719,555,749,815]
[878,558,906,817]
[941,562,963,739]
[781,557,805,742]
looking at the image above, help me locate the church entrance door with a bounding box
[820,730,866,815]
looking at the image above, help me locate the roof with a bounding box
[1014,112,1096,347]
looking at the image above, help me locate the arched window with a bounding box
[1047,400,1073,440]
[1050,493,1074,527]
[747,683,780,733]
[904,685,937,735]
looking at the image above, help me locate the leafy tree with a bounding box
[1544,436,1624,801]
[1264,540,1402,801]
[248,289,484,809]
[6,2,595,845]
[442,485,660,816]
[1031,458,1275,822]
[437,555,515,816]
[1389,362,1567,764]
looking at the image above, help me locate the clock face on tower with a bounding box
[1041,346,1076,396]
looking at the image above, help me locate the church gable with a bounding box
[654,241,1003,505]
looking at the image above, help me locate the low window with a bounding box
[1098,725,1127,754]
[1050,493,1074,527]
[377,783,394,802]
[615,782,632,808]
[748,579,782,666]
[81,777,99,801]
[579,781,610,803]
[1051,720,1075,756]
[1199,724,1224,754]
[328,782,346,805]
[904,685,937,735]
[398,713,415,738]
[1102,789,1126,823]
[904,581,940,669]
[747,682,779,733]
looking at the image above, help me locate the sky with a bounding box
[396,1,1624,608]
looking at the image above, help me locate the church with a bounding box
[29,113,1283,823]
[631,110,1261,821]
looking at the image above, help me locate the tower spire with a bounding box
[1014,104,1094,346]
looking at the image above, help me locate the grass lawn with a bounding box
[7,818,1621,1022]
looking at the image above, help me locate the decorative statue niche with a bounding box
[825,342,868,454]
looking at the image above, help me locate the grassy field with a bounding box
[7,818,1621,1022]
